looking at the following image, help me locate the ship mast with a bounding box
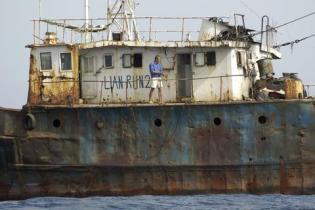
[84,0,90,42]
[85,0,89,29]
[107,0,140,41]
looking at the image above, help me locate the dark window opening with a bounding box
[40,52,52,70]
[237,51,242,67]
[104,54,113,68]
[60,53,72,70]
[206,51,216,66]
[112,32,122,41]
[133,53,143,68]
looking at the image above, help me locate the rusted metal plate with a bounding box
[28,46,80,106]
[0,100,315,199]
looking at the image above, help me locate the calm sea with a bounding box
[0,195,315,210]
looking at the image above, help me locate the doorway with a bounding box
[177,54,193,99]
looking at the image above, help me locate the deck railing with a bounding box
[304,85,315,97]
[29,75,315,105]
[29,74,246,105]
[32,16,230,45]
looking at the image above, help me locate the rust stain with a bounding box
[284,78,303,99]
[28,46,80,105]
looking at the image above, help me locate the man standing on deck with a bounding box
[149,55,164,103]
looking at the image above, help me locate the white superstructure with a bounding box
[27,0,292,106]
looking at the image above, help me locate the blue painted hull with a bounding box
[0,100,315,199]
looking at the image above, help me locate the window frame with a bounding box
[122,54,132,68]
[206,51,216,66]
[194,52,205,67]
[133,53,143,68]
[81,56,96,73]
[40,52,53,71]
[104,54,114,69]
[59,52,73,71]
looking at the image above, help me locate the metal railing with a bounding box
[304,85,315,97]
[32,16,230,45]
[29,74,245,105]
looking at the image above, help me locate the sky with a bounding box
[0,0,315,108]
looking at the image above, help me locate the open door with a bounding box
[177,54,193,99]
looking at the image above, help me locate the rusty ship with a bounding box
[1,0,315,200]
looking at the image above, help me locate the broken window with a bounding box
[133,53,143,68]
[122,54,132,68]
[104,54,114,69]
[237,51,242,67]
[237,51,246,67]
[195,52,205,67]
[206,51,216,66]
[82,56,95,73]
[40,52,52,70]
[60,53,72,70]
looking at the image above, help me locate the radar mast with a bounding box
[106,0,140,41]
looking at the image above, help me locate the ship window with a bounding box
[104,54,114,69]
[133,53,143,68]
[237,51,246,67]
[195,53,205,67]
[40,52,52,70]
[237,51,242,67]
[82,56,95,73]
[60,53,72,70]
[123,54,132,68]
[206,51,216,66]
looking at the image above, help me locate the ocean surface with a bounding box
[0,195,315,210]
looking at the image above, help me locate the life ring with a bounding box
[24,113,36,130]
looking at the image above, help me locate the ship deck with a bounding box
[23,99,315,110]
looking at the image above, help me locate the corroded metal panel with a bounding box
[28,45,80,105]
[0,101,315,199]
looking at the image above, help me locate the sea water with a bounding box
[0,195,315,210]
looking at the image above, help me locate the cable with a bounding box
[274,33,315,48]
[250,10,315,37]
[239,0,260,19]
[274,11,315,30]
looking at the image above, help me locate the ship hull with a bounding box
[1,100,315,200]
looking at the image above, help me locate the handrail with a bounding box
[304,84,315,97]
[29,74,245,104]
[32,16,229,21]
[29,74,244,84]
[32,16,231,44]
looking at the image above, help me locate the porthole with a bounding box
[258,116,267,124]
[214,117,222,126]
[154,119,162,127]
[53,119,61,128]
